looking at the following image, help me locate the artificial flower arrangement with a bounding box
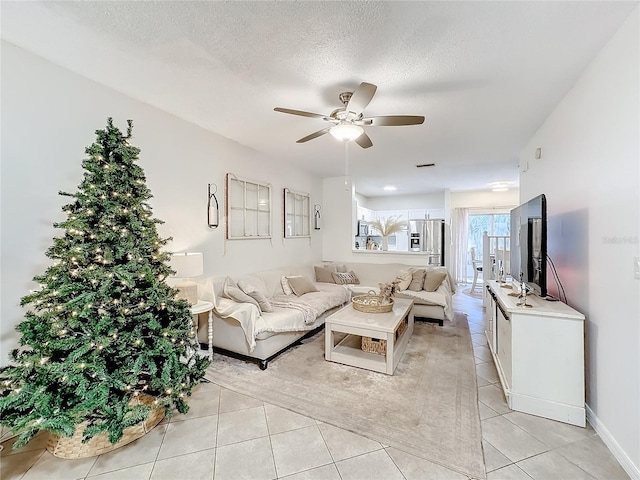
[368,216,406,237]
[378,280,400,303]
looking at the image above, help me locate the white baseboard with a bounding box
[586,403,640,480]
[512,393,585,427]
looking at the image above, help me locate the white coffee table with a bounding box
[325,298,414,375]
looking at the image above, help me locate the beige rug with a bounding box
[462,287,484,299]
[205,312,485,479]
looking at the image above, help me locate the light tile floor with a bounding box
[0,292,630,480]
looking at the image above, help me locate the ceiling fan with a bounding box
[274,82,425,149]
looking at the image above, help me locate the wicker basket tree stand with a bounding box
[46,394,164,459]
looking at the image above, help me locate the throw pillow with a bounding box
[237,280,274,312]
[394,270,413,291]
[331,271,360,285]
[407,269,426,291]
[424,270,448,292]
[287,276,318,296]
[222,277,261,312]
[314,265,336,283]
[334,264,348,273]
[281,275,299,295]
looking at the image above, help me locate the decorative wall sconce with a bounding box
[207,183,219,229]
[314,204,321,230]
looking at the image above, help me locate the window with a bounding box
[283,188,311,238]
[226,174,271,239]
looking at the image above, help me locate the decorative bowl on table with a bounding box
[352,290,394,313]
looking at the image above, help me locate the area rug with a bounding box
[462,287,484,299]
[205,312,485,479]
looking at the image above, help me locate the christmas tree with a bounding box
[0,118,209,448]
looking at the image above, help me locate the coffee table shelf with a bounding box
[325,298,414,375]
[332,334,386,367]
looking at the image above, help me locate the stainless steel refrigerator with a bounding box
[409,219,445,265]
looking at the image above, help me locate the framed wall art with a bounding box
[283,188,311,238]
[226,174,271,239]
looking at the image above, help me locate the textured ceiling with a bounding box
[2,1,636,197]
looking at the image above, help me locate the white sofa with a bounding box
[194,262,455,369]
[195,266,350,369]
[321,262,456,326]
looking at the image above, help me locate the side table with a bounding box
[190,300,214,361]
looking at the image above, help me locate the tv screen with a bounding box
[510,194,547,297]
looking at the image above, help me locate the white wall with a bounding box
[519,8,639,476]
[451,189,520,210]
[0,43,323,364]
[363,192,445,213]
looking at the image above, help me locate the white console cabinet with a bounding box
[485,281,586,427]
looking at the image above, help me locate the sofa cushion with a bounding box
[222,277,262,311]
[424,270,448,292]
[281,275,299,295]
[238,279,274,312]
[252,270,289,298]
[287,276,318,296]
[314,265,336,283]
[407,269,426,291]
[347,285,379,296]
[332,271,360,285]
[395,289,448,308]
[394,270,413,291]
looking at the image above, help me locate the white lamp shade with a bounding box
[170,252,203,278]
[330,123,364,141]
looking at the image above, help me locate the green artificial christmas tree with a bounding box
[0,118,209,449]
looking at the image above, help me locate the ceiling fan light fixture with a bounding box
[329,122,364,141]
[275,82,422,149]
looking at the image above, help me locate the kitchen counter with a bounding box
[352,249,430,255]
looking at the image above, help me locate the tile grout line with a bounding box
[381,446,409,480]
[142,413,169,480]
[211,384,223,480]
[261,402,281,480]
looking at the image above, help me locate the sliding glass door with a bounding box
[466,213,510,282]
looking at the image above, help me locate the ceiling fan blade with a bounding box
[296,127,331,143]
[354,132,373,149]
[362,115,425,126]
[274,107,327,120]
[346,82,377,115]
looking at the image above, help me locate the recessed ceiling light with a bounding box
[490,182,510,192]
[383,186,397,191]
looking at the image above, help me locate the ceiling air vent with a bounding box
[416,163,436,168]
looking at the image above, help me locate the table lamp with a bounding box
[170,252,203,305]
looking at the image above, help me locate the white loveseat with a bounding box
[195,266,350,369]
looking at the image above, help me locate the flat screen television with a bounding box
[510,194,547,298]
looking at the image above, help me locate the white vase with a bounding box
[381,236,388,251]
